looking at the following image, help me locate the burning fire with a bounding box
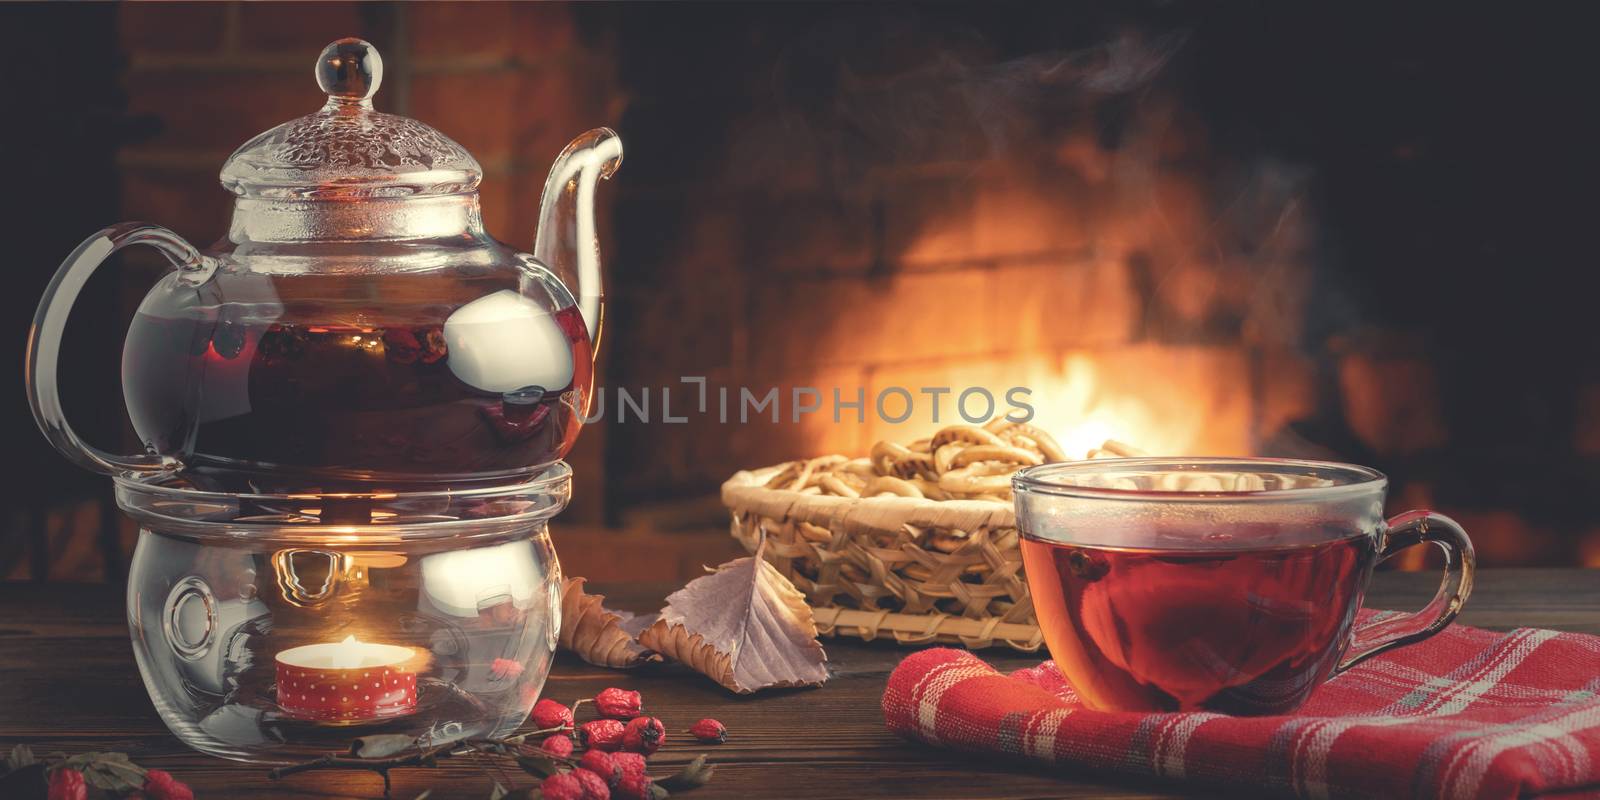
[1027,353,1199,459]
[938,349,1251,461]
[786,347,1251,464]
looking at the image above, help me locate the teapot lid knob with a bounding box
[315,38,382,104]
[221,36,479,199]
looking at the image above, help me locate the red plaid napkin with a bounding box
[883,613,1600,799]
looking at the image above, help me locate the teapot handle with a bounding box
[533,128,623,353]
[26,223,216,476]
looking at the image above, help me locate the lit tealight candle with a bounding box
[276,635,418,721]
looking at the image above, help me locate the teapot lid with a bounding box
[219,38,482,199]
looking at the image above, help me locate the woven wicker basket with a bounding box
[722,465,1043,652]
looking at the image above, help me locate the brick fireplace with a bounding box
[6,2,1595,581]
[598,3,1596,570]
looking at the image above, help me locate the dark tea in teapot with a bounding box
[124,295,592,483]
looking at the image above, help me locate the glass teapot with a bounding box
[26,39,622,487]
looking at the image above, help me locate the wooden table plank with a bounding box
[1,569,1595,799]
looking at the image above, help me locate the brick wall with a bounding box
[603,8,1313,501]
[18,3,1596,580]
[597,3,1598,567]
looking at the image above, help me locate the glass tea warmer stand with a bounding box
[118,467,569,762]
[23,39,621,762]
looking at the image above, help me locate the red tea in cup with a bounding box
[1012,459,1473,715]
[1021,528,1377,714]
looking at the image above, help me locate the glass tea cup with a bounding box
[1012,458,1473,715]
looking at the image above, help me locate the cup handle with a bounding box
[26,222,216,475]
[1335,509,1475,673]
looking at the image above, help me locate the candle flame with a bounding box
[332,634,363,669]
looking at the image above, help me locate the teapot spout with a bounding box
[533,128,623,350]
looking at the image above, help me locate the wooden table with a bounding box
[2,570,1596,799]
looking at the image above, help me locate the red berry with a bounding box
[579,718,626,752]
[541,772,586,800]
[416,326,448,365]
[47,768,86,800]
[490,657,524,679]
[541,734,575,757]
[210,321,245,359]
[579,749,622,786]
[622,716,665,754]
[614,771,655,800]
[555,306,588,343]
[573,767,612,800]
[594,687,643,719]
[533,698,575,730]
[688,717,728,743]
[381,328,421,364]
[141,770,194,800]
[611,752,648,778]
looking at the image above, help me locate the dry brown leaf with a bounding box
[638,540,828,693]
[559,577,660,668]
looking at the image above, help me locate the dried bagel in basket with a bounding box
[721,418,1146,652]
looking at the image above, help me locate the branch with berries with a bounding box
[0,744,193,800]
[269,687,727,799]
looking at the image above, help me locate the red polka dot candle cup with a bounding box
[276,635,419,722]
